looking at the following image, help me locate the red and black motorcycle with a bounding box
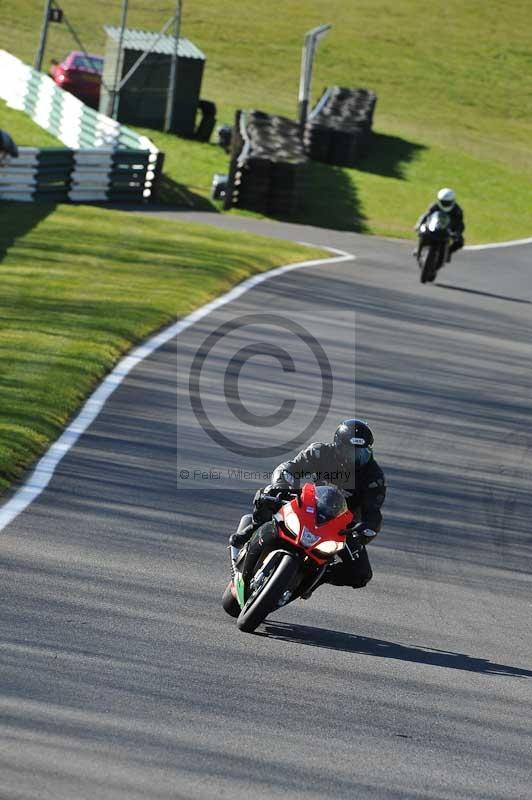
[222,483,358,633]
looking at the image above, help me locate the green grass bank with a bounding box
[2,1,531,241]
[0,203,326,494]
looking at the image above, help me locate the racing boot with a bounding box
[300,566,331,599]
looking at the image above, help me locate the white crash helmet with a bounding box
[437,187,456,212]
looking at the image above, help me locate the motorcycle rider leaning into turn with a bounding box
[230,419,386,590]
[415,187,465,261]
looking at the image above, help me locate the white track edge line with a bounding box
[0,246,355,532]
[465,236,532,251]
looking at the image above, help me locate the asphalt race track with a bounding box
[1,214,531,799]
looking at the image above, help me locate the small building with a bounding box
[100,26,205,136]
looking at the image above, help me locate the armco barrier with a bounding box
[0,148,74,202]
[0,147,161,203]
[0,50,163,202]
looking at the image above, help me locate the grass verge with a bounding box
[0,202,327,494]
[141,124,532,243]
[2,2,531,242]
[1,99,61,147]
[0,0,532,244]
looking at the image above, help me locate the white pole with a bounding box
[298,24,331,129]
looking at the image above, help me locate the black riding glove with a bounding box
[349,521,378,546]
[268,481,292,496]
[251,484,289,527]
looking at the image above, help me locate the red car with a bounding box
[49,50,103,108]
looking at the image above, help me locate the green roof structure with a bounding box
[103,27,205,61]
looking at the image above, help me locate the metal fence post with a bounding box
[35,0,53,71]
[109,0,129,118]
[164,0,182,132]
[298,24,331,131]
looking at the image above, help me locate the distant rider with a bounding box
[0,129,18,163]
[230,419,386,590]
[415,187,465,261]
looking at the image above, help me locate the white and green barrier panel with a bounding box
[0,147,161,203]
[0,50,163,202]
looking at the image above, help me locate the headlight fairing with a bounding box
[283,509,301,536]
[300,527,321,548]
[314,540,345,555]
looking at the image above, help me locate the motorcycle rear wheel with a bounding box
[237,553,300,633]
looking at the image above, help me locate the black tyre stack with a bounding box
[223,110,307,214]
[304,87,377,167]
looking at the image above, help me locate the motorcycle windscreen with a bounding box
[315,485,348,525]
[427,211,450,232]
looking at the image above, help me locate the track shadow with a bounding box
[157,174,218,210]
[436,283,532,304]
[0,201,57,263]
[357,132,427,180]
[261,622,532,678]
[277,160,369,233]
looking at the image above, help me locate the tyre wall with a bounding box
[224,110,308,215]
[304,86,377,167]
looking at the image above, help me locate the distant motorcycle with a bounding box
[416,210,454,283]
[222,483,361,633]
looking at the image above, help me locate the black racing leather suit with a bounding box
[259,442,387,588]
[416,202,465,255]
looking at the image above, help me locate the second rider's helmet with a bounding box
[437,187,456,212]
[334,419,374,468]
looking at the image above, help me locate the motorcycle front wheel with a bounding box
[419,246,435,283]
[237,553,300,633]
[222,582,240,618]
